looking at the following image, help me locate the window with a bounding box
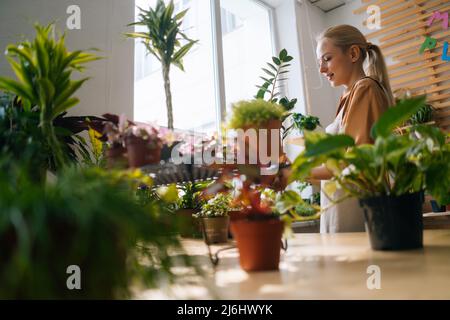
[221,7,242,35]
[133,0,275,133]
[221,0,274,116]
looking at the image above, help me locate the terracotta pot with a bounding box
[125,136,161,168]
[229,210,248,221]
[228,210,247,239]
[240,119,283,166]
[200,216,230,244]
[177,209,202,238]
[106,145,128,169]
[230,218,284,272]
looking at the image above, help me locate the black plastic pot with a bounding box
[359,191,424,251]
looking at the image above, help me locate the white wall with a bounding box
[268,0,343,132]
[326,0,372,102]
[269,0,378,131]
[0,0,134,119]
[0,0,363,136]
[295,0,337,128]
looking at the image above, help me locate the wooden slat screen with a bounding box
[354,0,450,132]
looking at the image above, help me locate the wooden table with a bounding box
[135,230,450,300]
[423,211,450,229]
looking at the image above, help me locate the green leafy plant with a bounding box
[0,162,189,299]
[0,93,105,175]
[0,23,99,170]
[290,113,321,133]
[296,181,320,205]
[0,93,48,180]
[228,99,285,129]
[408,103,434,125]
[83,124,106,167]
[289,96,450,206]
[194,193,231,218]
[294,202,319,217]
[255,49,320,139]
[255,48,293,104]
[126,0,198,130]
[273,190,319,221]
[177,181,210,210]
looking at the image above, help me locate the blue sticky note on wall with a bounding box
[442,41,450,61]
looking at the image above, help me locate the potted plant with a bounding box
[194,193,231,244]
[125,123,163,167]
[289,96,450,250]
[100,113,131,169]
[290,113,321,135]
[0,160,187,299]
[229,182,286,272]
[0,24,106,175]
[0,23,100,171]
[408,103,435,125]
[228,99,285,166]
[254,48,320,140]
[176,182,209,238]
[395,102,436,135]
[125,0,198,130]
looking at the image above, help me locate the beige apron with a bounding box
[319,108,366,233]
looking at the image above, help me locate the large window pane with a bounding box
[134,0,217,133]
[220,0,274,115]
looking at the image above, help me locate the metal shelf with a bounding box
[140,161,225,186]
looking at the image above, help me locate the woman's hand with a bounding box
[308,165,333,182]
[271,166,291,191]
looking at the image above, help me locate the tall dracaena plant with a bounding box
[126,0,198,130]
[0,23,99,170]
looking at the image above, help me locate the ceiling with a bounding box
[307,0,346,13]
[260,0,348,13]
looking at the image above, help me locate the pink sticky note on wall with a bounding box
[427,11,449,30]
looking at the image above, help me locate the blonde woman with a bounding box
[309,24,394,233]
[271,25,393,232]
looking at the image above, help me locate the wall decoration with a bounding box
[355,0,450,132]
[66,4,81,30]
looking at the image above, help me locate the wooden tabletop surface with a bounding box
[135,230,450,300]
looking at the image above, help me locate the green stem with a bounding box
[162,64,174,130]
[42,119,65,171]
[269,65,281,101]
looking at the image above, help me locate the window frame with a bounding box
[211,0,278,133]
[134,0,278,133]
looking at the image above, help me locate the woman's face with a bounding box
[316,38,355,88]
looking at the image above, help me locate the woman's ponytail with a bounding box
[366,43,395,106]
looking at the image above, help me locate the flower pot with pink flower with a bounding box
[101,113,131,169]
[125,124,163,168]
